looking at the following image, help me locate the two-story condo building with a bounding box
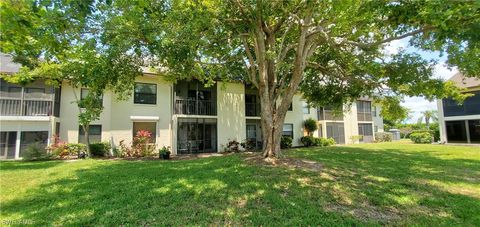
[1,54,383,159]
[437,73,480,144]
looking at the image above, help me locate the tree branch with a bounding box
[346,26,434,49]
[241,35,258,87]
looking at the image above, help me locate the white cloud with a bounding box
[401,97,437,123]
[433,62,457,80]
[383,39,408,55]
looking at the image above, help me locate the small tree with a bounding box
[303,118,318,136]
[418,110,438,129]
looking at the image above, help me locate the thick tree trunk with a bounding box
[259,84,289,159]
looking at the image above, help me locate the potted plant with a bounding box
[159,146,171,160]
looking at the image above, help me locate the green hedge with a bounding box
[300,136,335,147]
[89,142,111,157]
[375,132,393,142]
[281,136,293,149]
[410,132,433,144]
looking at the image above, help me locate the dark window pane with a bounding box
[446,121,467,143]
[443,91,480,116]
[134,83,157,104]
[468,120,480,143]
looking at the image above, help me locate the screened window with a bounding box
[372,106,377,117]
[357,100,372,121]
[443,91,480,116]
[133,122,157,143]
[282,124,294,138]
[78,125,102,144]
[358,123,373,136]
[134,83,157,104]
[20,131,48,157]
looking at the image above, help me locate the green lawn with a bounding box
[1,141,479,226]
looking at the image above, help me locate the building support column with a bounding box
[465,120,471,144]
[14,131,21,159]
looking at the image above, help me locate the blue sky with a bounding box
[384,38,457,123]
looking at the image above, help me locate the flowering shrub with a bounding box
[133,130,155,157]
[46,135,87,158]
[119,130,155,157]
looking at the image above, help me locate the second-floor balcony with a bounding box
[174,99,216,116]
[1,99,53,116]
[0,79,60,117]
[318,107,344,121]
[174,80,217,116]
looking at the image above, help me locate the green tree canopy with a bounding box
[1,0,479,157]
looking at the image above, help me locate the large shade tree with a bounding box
[2,0,479,158]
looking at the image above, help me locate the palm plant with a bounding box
[417,110,438,129]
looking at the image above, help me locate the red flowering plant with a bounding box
[46,134,67,158]
[132,130,155,157]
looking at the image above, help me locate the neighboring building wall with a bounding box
[284,95,312,147]
[437,89,480,144]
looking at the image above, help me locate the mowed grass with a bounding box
[0,141,479,226]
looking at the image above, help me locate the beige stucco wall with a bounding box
[58,75,173,150]
[284,95,313,146]
[217,82,246,150]
[0,119,53,133]
[372,104,384,133]
[343,104,359,144]
[54,76,383,153]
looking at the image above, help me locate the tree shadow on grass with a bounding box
[0,156,365,226]
[288,146,480,225]
[1,147,479,226]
